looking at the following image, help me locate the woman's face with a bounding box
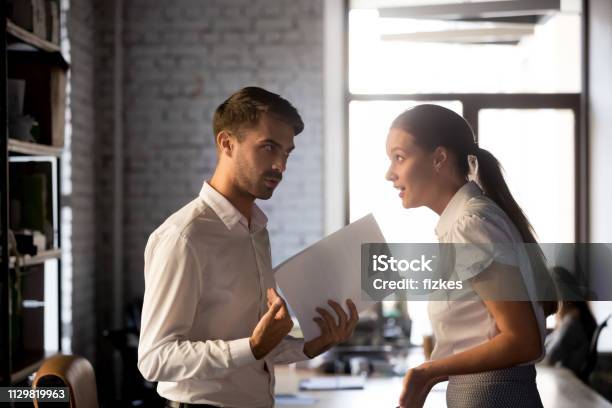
[385,127,437,209]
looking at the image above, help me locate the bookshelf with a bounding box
[6,19,61,53]
[9,248,62,269]
[1,7,68,388]
[8,138,62,156]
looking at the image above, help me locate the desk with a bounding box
[275,365,612,407]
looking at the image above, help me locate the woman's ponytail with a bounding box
[474,147,558,316]
[473,148,536,244]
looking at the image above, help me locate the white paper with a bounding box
[299,376,366,390]
[275,214,385,341]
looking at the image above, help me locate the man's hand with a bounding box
[249,288,294,360]
[303,299,359,359]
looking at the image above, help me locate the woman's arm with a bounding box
[399,262,542,407]
[418,300,542,378]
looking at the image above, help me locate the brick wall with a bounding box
[91,0,117,347]
[66,0,120,368]
[65,0,98,361]
[65,0,325,369]
[122,0,325,300]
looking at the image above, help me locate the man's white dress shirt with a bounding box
[428,181,546,363]
[138,182,308,407]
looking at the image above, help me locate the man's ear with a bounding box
[432,146,448,173]
[216,130,234,156]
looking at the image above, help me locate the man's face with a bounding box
[231,113,295,200]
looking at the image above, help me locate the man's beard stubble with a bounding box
[234,160,281,200]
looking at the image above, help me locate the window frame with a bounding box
[346,92,585,241]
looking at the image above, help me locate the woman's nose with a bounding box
[385,167,396,181]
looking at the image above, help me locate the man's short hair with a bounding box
[212,87,304,141]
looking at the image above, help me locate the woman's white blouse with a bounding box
[428,181,546,363]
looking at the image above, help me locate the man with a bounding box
[138,87,358,408]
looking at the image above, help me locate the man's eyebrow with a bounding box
[261,139,295,152]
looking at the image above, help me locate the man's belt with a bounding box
[165,400,222,408]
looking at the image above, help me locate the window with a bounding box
[347,0,584,344]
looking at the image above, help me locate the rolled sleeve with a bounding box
[451,214,518,281]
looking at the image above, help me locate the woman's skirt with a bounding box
[446,365,543,408]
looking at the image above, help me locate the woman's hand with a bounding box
[398,363,447,408]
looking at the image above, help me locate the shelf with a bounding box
[8,138,63,157]
[3,16,67,389]
[6,19,61,53]
[9,249,62,269]
[7,19,69,70]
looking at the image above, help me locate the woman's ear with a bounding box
[432,146,448,173]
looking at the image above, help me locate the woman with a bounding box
[543,276,596,376]
[385,105,554,408]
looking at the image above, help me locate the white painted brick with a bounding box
[254,17,294,32]
[69,1,324,365]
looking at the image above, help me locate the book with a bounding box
[9,0,34,31]
[32,0,47,40]
[47,0,60,44]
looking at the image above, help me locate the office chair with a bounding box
[580,314,612,384]
[32,354,99,408]
[102,297,163,406]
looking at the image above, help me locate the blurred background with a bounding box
[2,0,612,406]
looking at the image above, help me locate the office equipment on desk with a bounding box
[275,394,318,406]
[299,375,366,391]
[275,364,612,408]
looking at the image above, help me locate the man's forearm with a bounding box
[137,336,256,382]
